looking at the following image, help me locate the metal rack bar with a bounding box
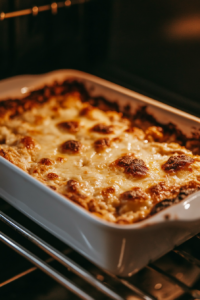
[0,265,37,288]
[105,272,155,300]
[174,248,200,269]
[0,248,71,288]
[0,232,94,300]
[2,210,200,300]
[0,212,143,300]
[0,0,91,21]
[147,264,200,299]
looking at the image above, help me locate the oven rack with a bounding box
[0,0,91,21]
[1,206,200,300]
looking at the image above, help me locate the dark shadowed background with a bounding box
[0,0,200,115]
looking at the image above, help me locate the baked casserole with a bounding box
[0,79,200,224]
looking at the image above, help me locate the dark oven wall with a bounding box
[0,0,111,79]
[0,0,200,116]
[102,0,200,116]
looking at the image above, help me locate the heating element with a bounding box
[0,0,92,21]
[1,198,200,300]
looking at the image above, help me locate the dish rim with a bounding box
[1,68,200,229]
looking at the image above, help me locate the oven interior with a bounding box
[2,197,200,300]
[1,1,200,299]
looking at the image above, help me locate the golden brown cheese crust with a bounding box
[124,159,149,178]
[148,182,180,203]
[91,123,114,134]
[0,80,200,224]
[94,138,111,152]
[40,158,54,165]
[120,188,148,201]
[61,140,83,154]
[162,154,195,173]
[57,120,80,133]
[21,136,36,150]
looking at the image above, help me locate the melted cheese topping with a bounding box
[0,92,200,224]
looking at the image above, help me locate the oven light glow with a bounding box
[184,203,190,210]
[21,87,28,94]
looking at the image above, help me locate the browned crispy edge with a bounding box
[0,79,120,119]
[1,79,199,152]
[150,182,200,219]
[1,78,200,221]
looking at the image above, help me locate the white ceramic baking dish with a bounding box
[1,69,200,277]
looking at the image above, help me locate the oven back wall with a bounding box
[106,0,200,104]
[0,0,111,79]
[0,0,200,116]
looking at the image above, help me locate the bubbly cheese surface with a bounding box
[0,90,200,224]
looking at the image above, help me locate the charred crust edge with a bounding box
[150,183,200,217]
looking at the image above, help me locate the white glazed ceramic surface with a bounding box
[1,70,200,276]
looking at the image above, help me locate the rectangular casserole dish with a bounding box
[1,69,200,277]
